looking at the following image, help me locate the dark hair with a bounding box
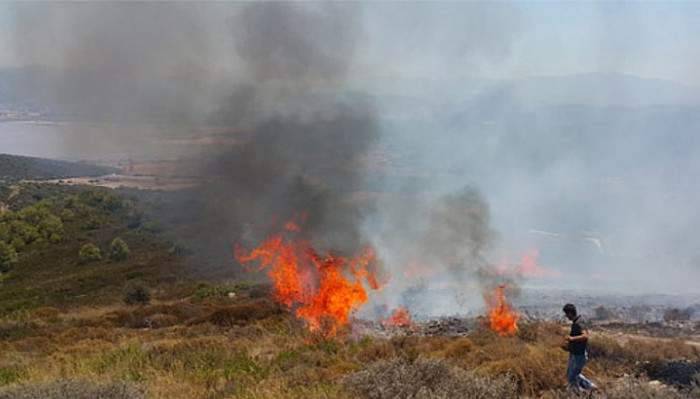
[563,303,577,315]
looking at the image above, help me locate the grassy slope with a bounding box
[0,183,698,398]
[0,183,190,314]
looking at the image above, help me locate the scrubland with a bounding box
[1,184,699,398]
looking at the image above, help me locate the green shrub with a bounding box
[10,237,25,252]
[0,223,9,242]
[0,366,25,386]
[123,282,150,306]
[78,190,124,212]
[38,214,63,241]
[81,216,101,230]
[59,209,74,221]
[17,204,52,225]
[78,243,102,264]
[109,238,130,262]
[0,241,18,273]
[9,221,40,245]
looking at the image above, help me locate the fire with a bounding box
[516,249,560,278]
[382,306,412,328]
[235,221,380,336]
[486,284,519,336]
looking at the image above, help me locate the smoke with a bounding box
[10,2,531,315]
[361,187,522,317]
[12,2,378,267]
[10,2,697,315]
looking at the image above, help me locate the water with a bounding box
[0,121,195,162]
[0,121,69,160]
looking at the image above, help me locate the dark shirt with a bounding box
[569,315,588,355]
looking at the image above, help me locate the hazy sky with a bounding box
[1,2,700,86]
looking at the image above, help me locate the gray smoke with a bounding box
[362,187,520,317]
[12,2,378,267]
[12,2,695,315]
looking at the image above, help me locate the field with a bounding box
[1,182,699,398]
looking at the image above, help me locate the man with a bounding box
[563,303,596,392]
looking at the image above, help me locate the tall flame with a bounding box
[235,220,380,337]
[486,284,519,336]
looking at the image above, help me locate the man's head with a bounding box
[563,303,577,320]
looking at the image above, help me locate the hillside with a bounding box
[0,183,698,398]
[0,153,117,181]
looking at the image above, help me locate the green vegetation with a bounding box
[78,243,102,264]
[0,153,117,181]
[0,200,65,272]
[109,238,130,262]
[0,241,18,272]
[0,182,188,314]
[0,181,698,399]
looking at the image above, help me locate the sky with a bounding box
[1,2,700,86]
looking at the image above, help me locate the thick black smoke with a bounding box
[12,3,378,267]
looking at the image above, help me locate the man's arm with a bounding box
[567,318,590,342]
[567,329,589,342]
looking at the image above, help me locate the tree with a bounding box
[109,237,130,261]
[78,243,102,264]
[0,241,18,272]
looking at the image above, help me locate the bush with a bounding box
[123,282,151,306]
[10,237,25,252]
[109,238,130,262]
[593,305,615,321]
[78,243,102,264]
[343,357,517,399]
[0,241,18,273]
[664,307,694,322]
[37,214,63,242]
[0,379,144,399]
[9,221,40,245]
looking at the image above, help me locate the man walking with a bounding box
[563,303,596,393]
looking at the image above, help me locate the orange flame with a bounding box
[235,221,380,337]
[486,284,519,336]
[382,306,412,328]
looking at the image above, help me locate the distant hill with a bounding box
[0,153,117,181]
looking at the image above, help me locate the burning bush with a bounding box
[235,219,381,337]
[343,357,517,399]
[485,285,519,336]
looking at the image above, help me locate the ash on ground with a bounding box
[353,316,475,338]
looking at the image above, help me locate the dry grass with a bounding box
[1,293,699,398]
[0,379,144,399]
[343,357,517,399]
